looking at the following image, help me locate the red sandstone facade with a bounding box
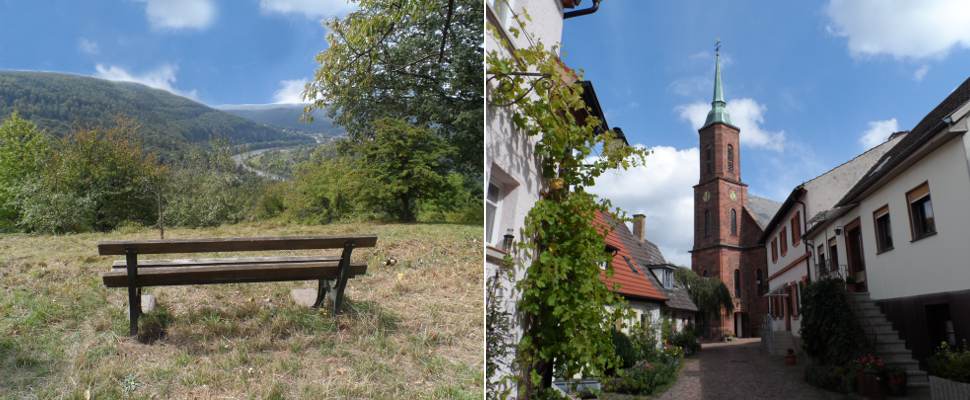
[690,122,769,339]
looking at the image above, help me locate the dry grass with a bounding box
[0,221,482,399]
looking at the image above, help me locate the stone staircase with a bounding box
[847,292,929,390]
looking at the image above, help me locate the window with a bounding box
[771,238,778,262]
[704,209,711,237]
[907,182,936,241]
[873,205,894,253]
[486,182,502,245]
[779,227,788,256]
[828,237,839,272]
[791,211,801,246]
[734,269,741,297]
[727,144,735,173]
[705,146,713,174]
[816,244,826,272]
[730,209,737,236]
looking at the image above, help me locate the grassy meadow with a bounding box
[0,222,482,399]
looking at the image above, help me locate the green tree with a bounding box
[359,118,454,222]
[17,121,162,233]
[673,268,734,338]
[0,112,50,230]
[305,0,483,173]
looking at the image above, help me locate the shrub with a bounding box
[804,363,853,394]
[670,328,700,355]
[602,357,680,395]
[612,330,637,370]
[629,319,660,362]
[927,341,970,383]
[799,277,872,365]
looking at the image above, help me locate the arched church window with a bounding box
[730,209,737,236]
[727,144,735,173]
[705,146,713,174]
[734,269,741,297]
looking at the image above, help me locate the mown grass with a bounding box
[0,221,482,399]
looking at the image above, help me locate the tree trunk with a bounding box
[400,194,415,222]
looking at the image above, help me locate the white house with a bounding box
[802,76,970,367]
[758,130,905,354]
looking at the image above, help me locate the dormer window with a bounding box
[601,245,618,270]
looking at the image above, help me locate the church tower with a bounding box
[691,46,749,338]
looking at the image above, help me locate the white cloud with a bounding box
[259,0,355,19]
[94,64,198,99]
[859,118,899,150]
[914,65,930,81]
[272,78,309,104]
[78,38,99,55]
[668,76,710,97]
[144,0,216,30]
[676,98,786,151]
[590,146,699,266]
[825,0,970,59]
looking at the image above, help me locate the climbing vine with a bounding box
[486,10,650,397]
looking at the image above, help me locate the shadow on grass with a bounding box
[142,297,401,355]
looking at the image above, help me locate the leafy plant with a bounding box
[612,330,637,370]
[799,277,872,365]
[673,268,734,336]
[487,8,649,396]
[927,341,970,383]
[670,328,700,355]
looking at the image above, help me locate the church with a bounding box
[690,49,780,339]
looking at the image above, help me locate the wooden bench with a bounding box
[98,234,378,336]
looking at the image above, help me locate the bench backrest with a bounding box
[98,234,378,255]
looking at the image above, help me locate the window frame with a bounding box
[791,211,801,246]
[779,227,788,257]
[828,237,839,272]
[873,205,894,254]
[906,182,937,242]
[727,144,735,173]
[485,181,503,246]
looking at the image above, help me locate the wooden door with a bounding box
[845,218,867,292]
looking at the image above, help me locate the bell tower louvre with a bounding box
[690,44,770,339]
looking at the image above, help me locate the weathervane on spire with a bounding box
[715,38,721,57]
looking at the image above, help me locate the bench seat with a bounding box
[110,255,343,269]
[103,261,367,288]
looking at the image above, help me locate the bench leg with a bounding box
[313,279,330,308]
[126,249,140,336]
[330,243,355,315]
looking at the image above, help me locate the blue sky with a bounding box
[0,0,354,105]
[561,0,970,265]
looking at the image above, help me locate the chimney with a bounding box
[632,214,646,242]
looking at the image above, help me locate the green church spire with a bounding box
[704,40,732,128]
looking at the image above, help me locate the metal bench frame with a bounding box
[98,235,377,336]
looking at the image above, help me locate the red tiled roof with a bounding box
[594,211,668,302]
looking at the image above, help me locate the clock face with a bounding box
[730,191,737,201]
[703,191,710,202]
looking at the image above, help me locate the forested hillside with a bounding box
[219,103,345,137]
[0,71,312,157]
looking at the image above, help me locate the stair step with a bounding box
[877,342,908,352]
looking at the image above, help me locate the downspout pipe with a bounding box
[564,0,600,19]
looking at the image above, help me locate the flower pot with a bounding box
[856,371,885,399]
[929,375,970,400]
[886,372,907,396]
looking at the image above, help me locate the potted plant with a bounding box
[785,348,797,366]
[927,341,970,400]
[885,365,907,396]
[845,275,857,292]
[854,354,886,399]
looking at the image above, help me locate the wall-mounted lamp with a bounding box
[834,227,843,236]
[503,229,515,252]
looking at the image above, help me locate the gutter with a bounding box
[564,0,600,19]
